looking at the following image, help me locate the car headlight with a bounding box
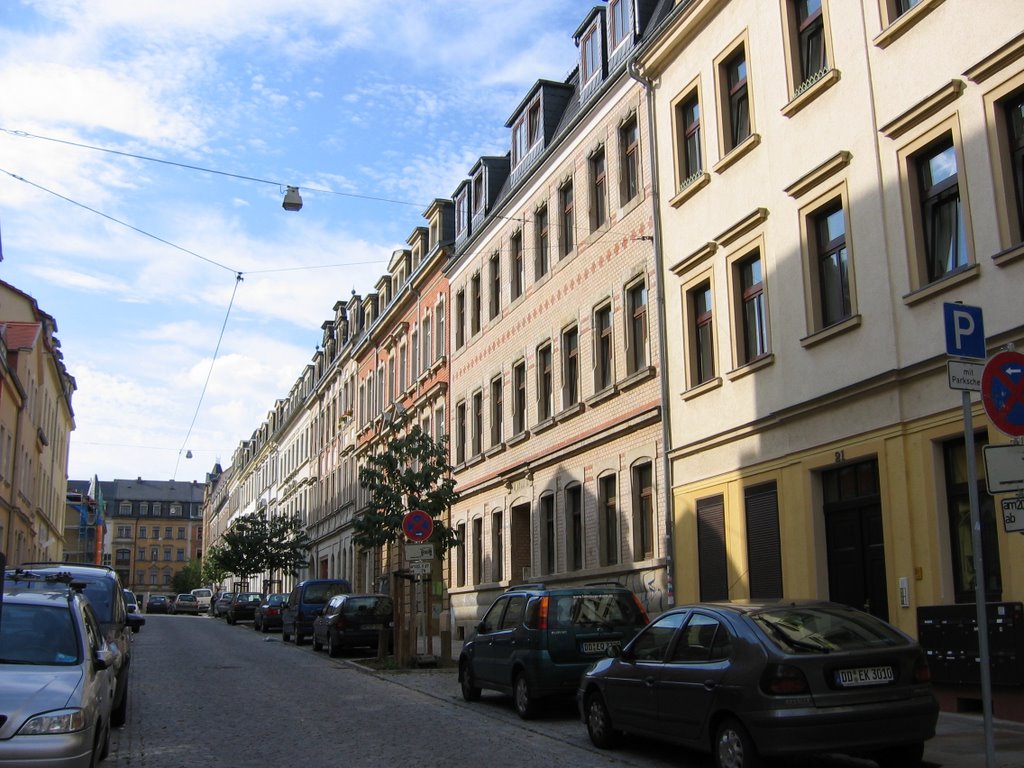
[19,709,87,735]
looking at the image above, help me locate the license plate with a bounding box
[364,624,382,631]
[835,665,894,687]
[581,641,619,654]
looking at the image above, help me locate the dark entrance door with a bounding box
[823,459,889,621]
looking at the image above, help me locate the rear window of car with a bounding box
[0,604,80,665]
[343,597,392,616]
[268,594,286,605]
[548,592,644,629]
[192,589,212,598]
[752,605,909,653]
[303,582,349,604]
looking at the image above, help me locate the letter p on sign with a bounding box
[943,303,986,361]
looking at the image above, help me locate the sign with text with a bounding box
[948,360,983,392]
[944,303,986,360]
[1001,497,1024,533]
[405,543,435,561]
[985,444,1024,494]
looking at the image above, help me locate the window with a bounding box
[512,360,527,435]
[812,201,852,328]
[581,26,601,85]
[537,343,553,422]
[511,231,525,301]
[164,527,172,539]
[990,86,1024,248]
[620,116,640,204]
[609,0,632,50]
[562,326,579,408]
[471,390,483,457]
[540,494,556,574]
[456,523,466,587]
[455,401,467,464]
[917,137,968,283]
[177,527,185,539]
[632,462,654,561]
[422,314,432,368]
[411,328,420,380]
[491,511,504,582]
[721,46,751,152]
[590,147,607,231]
[789,0,827,92]
[489,253,501,319]
[472,517,483,584]
[170,503,181,517]
[893,0,922,17]
[599,474,619,566]
[944,435,1001,603]
[697,494,728,600]
[490,375,504,446]
[140,503,148,516]
[745,483,783,599]
[595,304,614,391]
[512,99,542,167]
[455,289,466,349]
[737,252,768,364]
[137,547,145,560]
[534,204,549,279]
[472,174,484,215]
[153,503,161,516]
[139,526,147,539]
[455,189,469,237]
[626,281,648,374]
[566,484,583,571]
[435,299,445,359]
[676,92,703,185]
[559,181,575,257]
[176,548,185,561]
[470,273,482,335]
[690,281,715,386]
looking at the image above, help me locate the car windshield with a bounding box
[268,594,285,605]
[0,603,80,665]
[548,592,643,629]
[752,605,908,654]
[239,593,260,602]
[304,583,348,603]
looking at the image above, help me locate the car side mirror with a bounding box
[127,614,145,633]
[94,648,115,670]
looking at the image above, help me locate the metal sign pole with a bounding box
[963,391,995,768]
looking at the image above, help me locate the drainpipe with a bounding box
[628,59,674,609]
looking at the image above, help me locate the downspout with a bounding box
[628,59,674,609]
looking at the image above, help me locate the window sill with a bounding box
[800,315,862,349]
[484,443,505,459]
[466,453,485,468]
[781,68,841,118]
[681,376,722,401]
[874,0,946,49]
[620,365,656,390]
[669,172,710,208]
[993,242,1024,267]
[507,431,529,447]
[725,354,774,382]
[586,385,619,407]
[556,402,584,422]
[533,417,556,435]
[713,133,760,175]
[902,263,980,306]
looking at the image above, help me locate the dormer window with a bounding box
[609,0,632,50]
[472,174,485,214]
[512,98,542,167]
[581,25,602,84]
[455,187,470,236]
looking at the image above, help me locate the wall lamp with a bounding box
[282,186,303,211]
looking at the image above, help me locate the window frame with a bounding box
[559,180,575,258]
[490,374,504,447]
[537,342,553,422]
[631,461,655,562]
[619,115,640,206]
[455,288,466,349]
[982,74,1024,254]
[683,272,718,390]
[590,146,608,232]
[802,190,856,334]
[565,483,584,571]
[471,389,483,458]
[594,302,614,392]
[511,230,525,301]
[580,24,602,86]
[598,473,619,566]
[512,359,527,436]
[714,34,756,162]
[540,493,557,575]
[625,278,649,375]
[673,84,704,186]
[727,241,770,368]
[561,325,580,409]
[609,0,632,51]
[534,204,550,279]
[489,252,501,320]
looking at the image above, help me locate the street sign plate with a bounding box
[984,444,1024,494]
[402,509,434,542]
[982,351,1024,437]
[405,543,434,561]
[948,360,983,392]
[409,561,431,576]
[1000,497,1024,533]
[943,303,986,360]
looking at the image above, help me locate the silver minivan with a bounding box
[191,588,213,613]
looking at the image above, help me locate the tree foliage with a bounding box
[208,511,310,581]
[171,558,203,594]
[354,423,460,555]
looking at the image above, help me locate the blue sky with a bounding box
[0,0,598,484]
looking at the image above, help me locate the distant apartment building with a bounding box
[444,1,671,641]
[0,279,75,567]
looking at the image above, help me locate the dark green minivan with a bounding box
[458,582,649,719]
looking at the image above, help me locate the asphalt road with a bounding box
[107,613,1024,768]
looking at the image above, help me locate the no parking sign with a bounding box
[982,350,1024,437]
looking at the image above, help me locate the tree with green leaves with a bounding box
[171,558,203,594]
[208,511,310,585]
[354,423,460,555]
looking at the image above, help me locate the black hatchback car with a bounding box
[459,582,649,719]
[6,563,144,727]
[311,593,393,656]
[577,600,939,768]
[226,592,262,624]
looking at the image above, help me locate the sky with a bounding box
[0,0,600,485]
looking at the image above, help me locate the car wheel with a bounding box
[714,718,761,768]
[460,660,481,702]
[260,618,269,634]
[585,691,620,749]
[328,632,341,658]
[294,632,304,646]
[253,618,260,631]
[282,626,291,643]
[110,681,128,728]
[227,613,235,625]
[513,672,536,720]
[312,632,323,652]
[873,741,925,768]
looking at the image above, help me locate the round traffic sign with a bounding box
[402,509,434,542]
[982,350,1024,437]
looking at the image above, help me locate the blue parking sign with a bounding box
[943,303,985,360]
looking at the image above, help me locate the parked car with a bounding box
[145,594,170,614]
[211,592,235,618]
[170,593,200,615]
[0,570,117,766]
[123,589,140,621]
[281,578,352,645]
[6,562,143,727]
[254,592,287,633]
[312,593,394,656]
[225,592,262,624]
[459,582,649,719]
[577,600,940,768]
[191,587,213,613]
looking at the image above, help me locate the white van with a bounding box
[191,588,213,613]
